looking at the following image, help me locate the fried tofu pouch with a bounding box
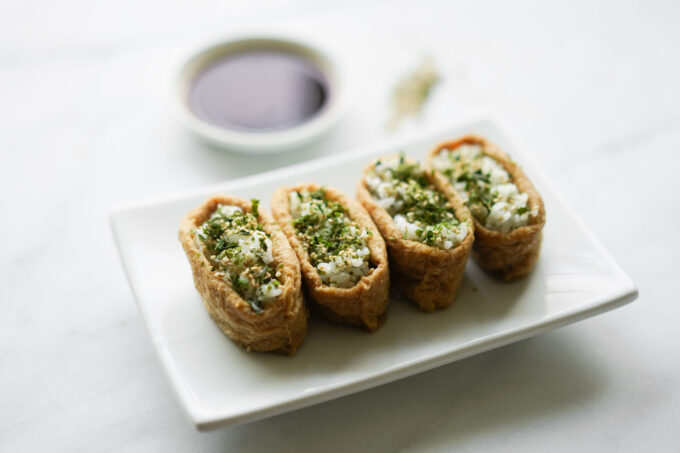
[271,184,390,332]
[178,195,307,355]
[357,157,474,312]
[427,135,546,282]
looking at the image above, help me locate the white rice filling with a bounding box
[432,144,538,234]
[290,191,371,288]
[195,205,282,304]
[365,156,469,249]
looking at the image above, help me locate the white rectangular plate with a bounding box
[111,120,637,430]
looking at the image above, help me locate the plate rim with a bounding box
[110,118,638,430]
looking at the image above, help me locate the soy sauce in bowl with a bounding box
[189,50,329,132]
[176,36,348,153]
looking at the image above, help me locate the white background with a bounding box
[1,0,679,451]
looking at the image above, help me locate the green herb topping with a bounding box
[290,189,372,288]
[364,154,469,249]
[194,203,281,313]
[431,144,534,233]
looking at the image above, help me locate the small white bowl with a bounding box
[175,35,350,153]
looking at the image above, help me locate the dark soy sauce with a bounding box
[189,50,329,131]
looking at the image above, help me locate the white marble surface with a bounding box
[1,0,679,451]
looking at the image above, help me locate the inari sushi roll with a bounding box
[357,154,474,312]
[178,195,307,355]
[271,184,389,332]
[427,135,546,282]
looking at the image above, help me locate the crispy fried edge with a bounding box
[356,156,474,311]
[426,135,546,281]
[271,184,390,332]
[178,194,307,355]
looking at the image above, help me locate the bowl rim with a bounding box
[174,34,351,153]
